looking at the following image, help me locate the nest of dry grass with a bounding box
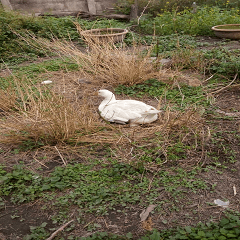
[0,75,205,148]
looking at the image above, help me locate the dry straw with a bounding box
[25,23,159,87]
[0,76,109,145]
[0,30,207,165]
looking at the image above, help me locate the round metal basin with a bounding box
[212,24,240,40]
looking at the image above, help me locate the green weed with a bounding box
[0,161,209,215]
[207,130,239,167]
[115,78,210,109]
[202,48,240,76]
[49,212,240,239]
[81,231,132,239]
[23,222,50,240]
[116,0,240,16]
[137,6,240,36]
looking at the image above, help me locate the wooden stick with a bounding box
[202,74,214,83]
[137,0,152,24]
[46,220,74,240]
[233,185,237,196]
[55,146,67,166]
[33,157,49,169]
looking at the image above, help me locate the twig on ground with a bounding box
[33,157,49,169]
[148,167,162,191]
[202,74,214,83]
[210,73,238,94]
[137,0,152,25]
[233,185,237,196]
[215,109,240,118]
[55,146,67,166]
[46,219,74,240]
[84,220,95,228]
[176,81,185,107]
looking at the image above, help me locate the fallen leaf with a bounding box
[142,217,153,231]
[140,204,156,222]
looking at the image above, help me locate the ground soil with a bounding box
[0,36,239,239]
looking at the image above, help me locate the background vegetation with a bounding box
[116,0,240,15]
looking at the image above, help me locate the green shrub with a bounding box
[116,0,240,16]
[138,6,240,36]
[0,8,128,61]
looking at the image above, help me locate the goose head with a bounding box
[98,89,116,101]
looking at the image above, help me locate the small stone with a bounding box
[159,58,172,68]
[78,78,92,84]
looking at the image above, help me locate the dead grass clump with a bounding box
[157,70,202,87]
[0,76,20,112]
[30,35,158,87]
[0,76,111,146]
[0,86,17,112]
[134,108,203,145]
[166,47,206,72]
[112,107,205,169]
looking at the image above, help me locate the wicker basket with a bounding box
[80,28,128,44]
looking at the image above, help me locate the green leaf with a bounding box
[23,175,32,181]
[126,232,132,239]
[198,231,205,237]
[41,222,47,227]
[218,236,227,240]
[54,182,66,189]
[50,176,61,183]
[41,185,51,191]
[0,176,8,182]
[219,218,230,227]
[227,233,237,238]
[205,232,213,238]
[220,228,228,235]
[185,226,192,233]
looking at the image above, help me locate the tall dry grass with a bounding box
[0,75,205,149]
[0,32,208,164]
[0,76,106,145]
[0,74,207,170]
[24,30,159,87]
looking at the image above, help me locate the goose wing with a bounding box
[100,100,159,123]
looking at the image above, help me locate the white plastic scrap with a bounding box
[41,80,53,84]
[233,185,237,196]
[214,199,229,208]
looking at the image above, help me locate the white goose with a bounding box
[98,89,160,126]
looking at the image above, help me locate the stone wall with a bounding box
[1,0,118,15]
